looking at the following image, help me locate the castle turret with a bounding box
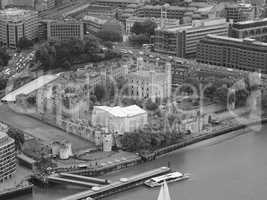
[137,57,144,71]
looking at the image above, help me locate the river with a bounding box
[10,125,267,200]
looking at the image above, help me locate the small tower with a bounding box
[137,57,144,71]
[166,62,172,98]
[161,4,169,29]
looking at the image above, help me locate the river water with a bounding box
[10,125,267,200]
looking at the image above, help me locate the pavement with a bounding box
[55,150,139,169]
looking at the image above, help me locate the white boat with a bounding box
[144,172,190,188]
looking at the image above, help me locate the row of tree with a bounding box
[178,77,250,108]
[0,47,10,71]
[96,30,123,42]
[129,20,157,46]
[121,127,181,152]
[35,37,121,71]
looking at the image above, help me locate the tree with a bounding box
[0,78,7,90]
[0,47,10,68]
[145,98,158,111]
[121,131,152,152]
[17,37,34,49]
[7,128,25,150]
[235,89,249,107]
[129,34,150,46]
[94,85,106,102]
[102,41,113,49]
[26,95,36,105]
[131,20,157,36]
[96,30,123,42]
[35,43,56,70]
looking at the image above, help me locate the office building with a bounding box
[154,18,228,58]
[136,4,196,21]
[0,8,38,48]
[1,0,56,11]
[35,0,56,11]
[92,105,148,135]
[45,19,84,41]
[229,18,267,41]
[83,15,123,34]
[196,34,267,73]
[1,0,35,9]
[68,4,118,20]
[82,4,117,17]
[225,3,255,22]
[0,131,16,183]
[125,16,180,34]
[118,4,140,22]
[94,0,144,8]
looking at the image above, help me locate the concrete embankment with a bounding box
[141,118,267,161]
[0,183,33,199]
[40,118,267,180]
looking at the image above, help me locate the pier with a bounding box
[47,173,110,187]
[47,176,100,187]
[60,166,171,200]
[59,173,110,185]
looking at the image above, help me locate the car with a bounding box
[210,119,220,125]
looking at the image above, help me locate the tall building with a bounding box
[82,15,123,35]
[79,4,117,18]
[1,0,56,11]
[118,4,140,22]
[196,34,267,73]
[125,16,180,34]
[229,18,267,41]
[225,3,255,22]
[0,131,16,183]
[1,0,35,9]
[127,57,171,101]
[45,19,84,41]
[0,8,38,48]
[35,0,56,11]
[136,4,197,22]
[154,18,229,58]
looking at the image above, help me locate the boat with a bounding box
[157,181,171,200]
[144,171,189,187]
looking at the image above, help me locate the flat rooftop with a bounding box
[0,131,7,140]
[1,74,61,102]
[204,34,267,47]
[95,0,142,3]
[0,8,36,21]
[94,105,146,117]
[162,18,226,32]
[83,15,110,24]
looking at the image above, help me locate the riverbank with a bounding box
[0,182,33,199]
[31,116,267,185]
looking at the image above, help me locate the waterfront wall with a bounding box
[141,118,267,161]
